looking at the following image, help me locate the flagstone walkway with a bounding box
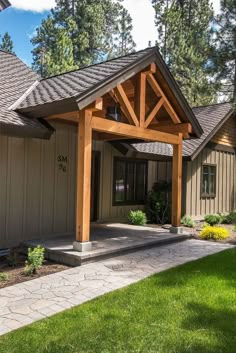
[0,239,233,336]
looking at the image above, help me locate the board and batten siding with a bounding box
[185,147,236,219]
[0,122,158,248]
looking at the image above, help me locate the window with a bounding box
[113,158,147,205]
[202,164,216,197]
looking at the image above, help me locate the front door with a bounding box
[90,151,100,222]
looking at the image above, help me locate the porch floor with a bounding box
[22,223,190,266]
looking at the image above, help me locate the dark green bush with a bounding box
[204,214,221,226]
[221,212,236,225]
[145,181,171,224]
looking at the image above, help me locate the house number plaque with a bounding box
[58,155,68,172]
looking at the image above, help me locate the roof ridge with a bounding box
[0,49,16,57]
[192,101,232,109]
[40,47,156,82]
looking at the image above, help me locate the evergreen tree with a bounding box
[211,0,236,104]
[111,7,136,57]
[152,0,217,106]
[0,32,14,54]
[31,0,129,77]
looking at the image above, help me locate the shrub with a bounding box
[221,212,236,225]
[145,181,171,224]
[0,272,8,282]
[24,246,45,276]
[7,249,18,267]
[181,215,195,228]
[128,210,147,226]
[204,214,222,226]
[200,226,230,240]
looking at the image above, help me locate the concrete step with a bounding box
[22,232,192,267]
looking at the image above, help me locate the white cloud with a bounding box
[123,0,221,51]
[11,0,56,12]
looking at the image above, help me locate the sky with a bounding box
[0,0,221,66]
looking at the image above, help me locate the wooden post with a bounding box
[76,109,92,244]
[171,134,183,227]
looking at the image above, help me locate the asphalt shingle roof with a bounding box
[132,102,233,159]
[17,48,154,109]
[0,50,52,138]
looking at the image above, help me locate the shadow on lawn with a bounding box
[175,302,236,353]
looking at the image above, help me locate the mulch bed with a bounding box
[0,250,70,289]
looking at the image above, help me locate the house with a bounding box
[0,47,234,250]
[130,102,236,219]
[0,0,10,12]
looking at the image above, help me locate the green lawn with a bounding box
[1,249,236,353]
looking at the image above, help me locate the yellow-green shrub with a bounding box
[200,226,229,240]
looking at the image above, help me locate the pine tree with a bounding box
[0,32,14,54]
[152,0,217,106]
[31,0,128,77]
[111,7,136,57]
[211,0,236,104]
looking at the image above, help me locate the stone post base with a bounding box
[170,226,184,234]
[73,241,92,252]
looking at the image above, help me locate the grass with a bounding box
[1,249,236,353]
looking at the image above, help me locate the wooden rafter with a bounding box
[146,73,181,124]
[91,116,180,144]
[114,84,139,126]
[135,72,146,127]
[144,97,164,128]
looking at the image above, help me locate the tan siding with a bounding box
[212,114,236,147]
[0,125,159,247]
[185,148,236,219]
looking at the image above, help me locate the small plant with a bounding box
[181,215,195,228]
[221,212,236,225]
[204,214,222,226]
[200,226,230,240]
[233,225,236,232]
[24,246,45,276]
[128,210,147,226]
[0,272,9,282]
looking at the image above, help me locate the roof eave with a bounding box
[190,108,235,161]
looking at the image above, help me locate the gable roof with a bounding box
[131,102,234,160]
[0,50,53,139]
[16,47,203,138]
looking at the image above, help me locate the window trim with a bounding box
[112,157,148,206]
[201,164,217,198]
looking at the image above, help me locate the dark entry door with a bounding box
[90,151,100,222]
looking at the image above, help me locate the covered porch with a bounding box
[16,48,202,253]
[23,223,190,266]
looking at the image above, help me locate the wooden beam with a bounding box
[114,84,139,126]
[142,62,156,74]
[45,111,79,122]
[85,97,103,111]
[76,109,92,243]
[135,72,146,127]
[146,73,181,124]
[171,134,183,227]
[144,97,164,128]
[91,116,180,144]
[151,122,192,135]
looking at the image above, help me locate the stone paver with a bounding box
[0,239,233,335]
